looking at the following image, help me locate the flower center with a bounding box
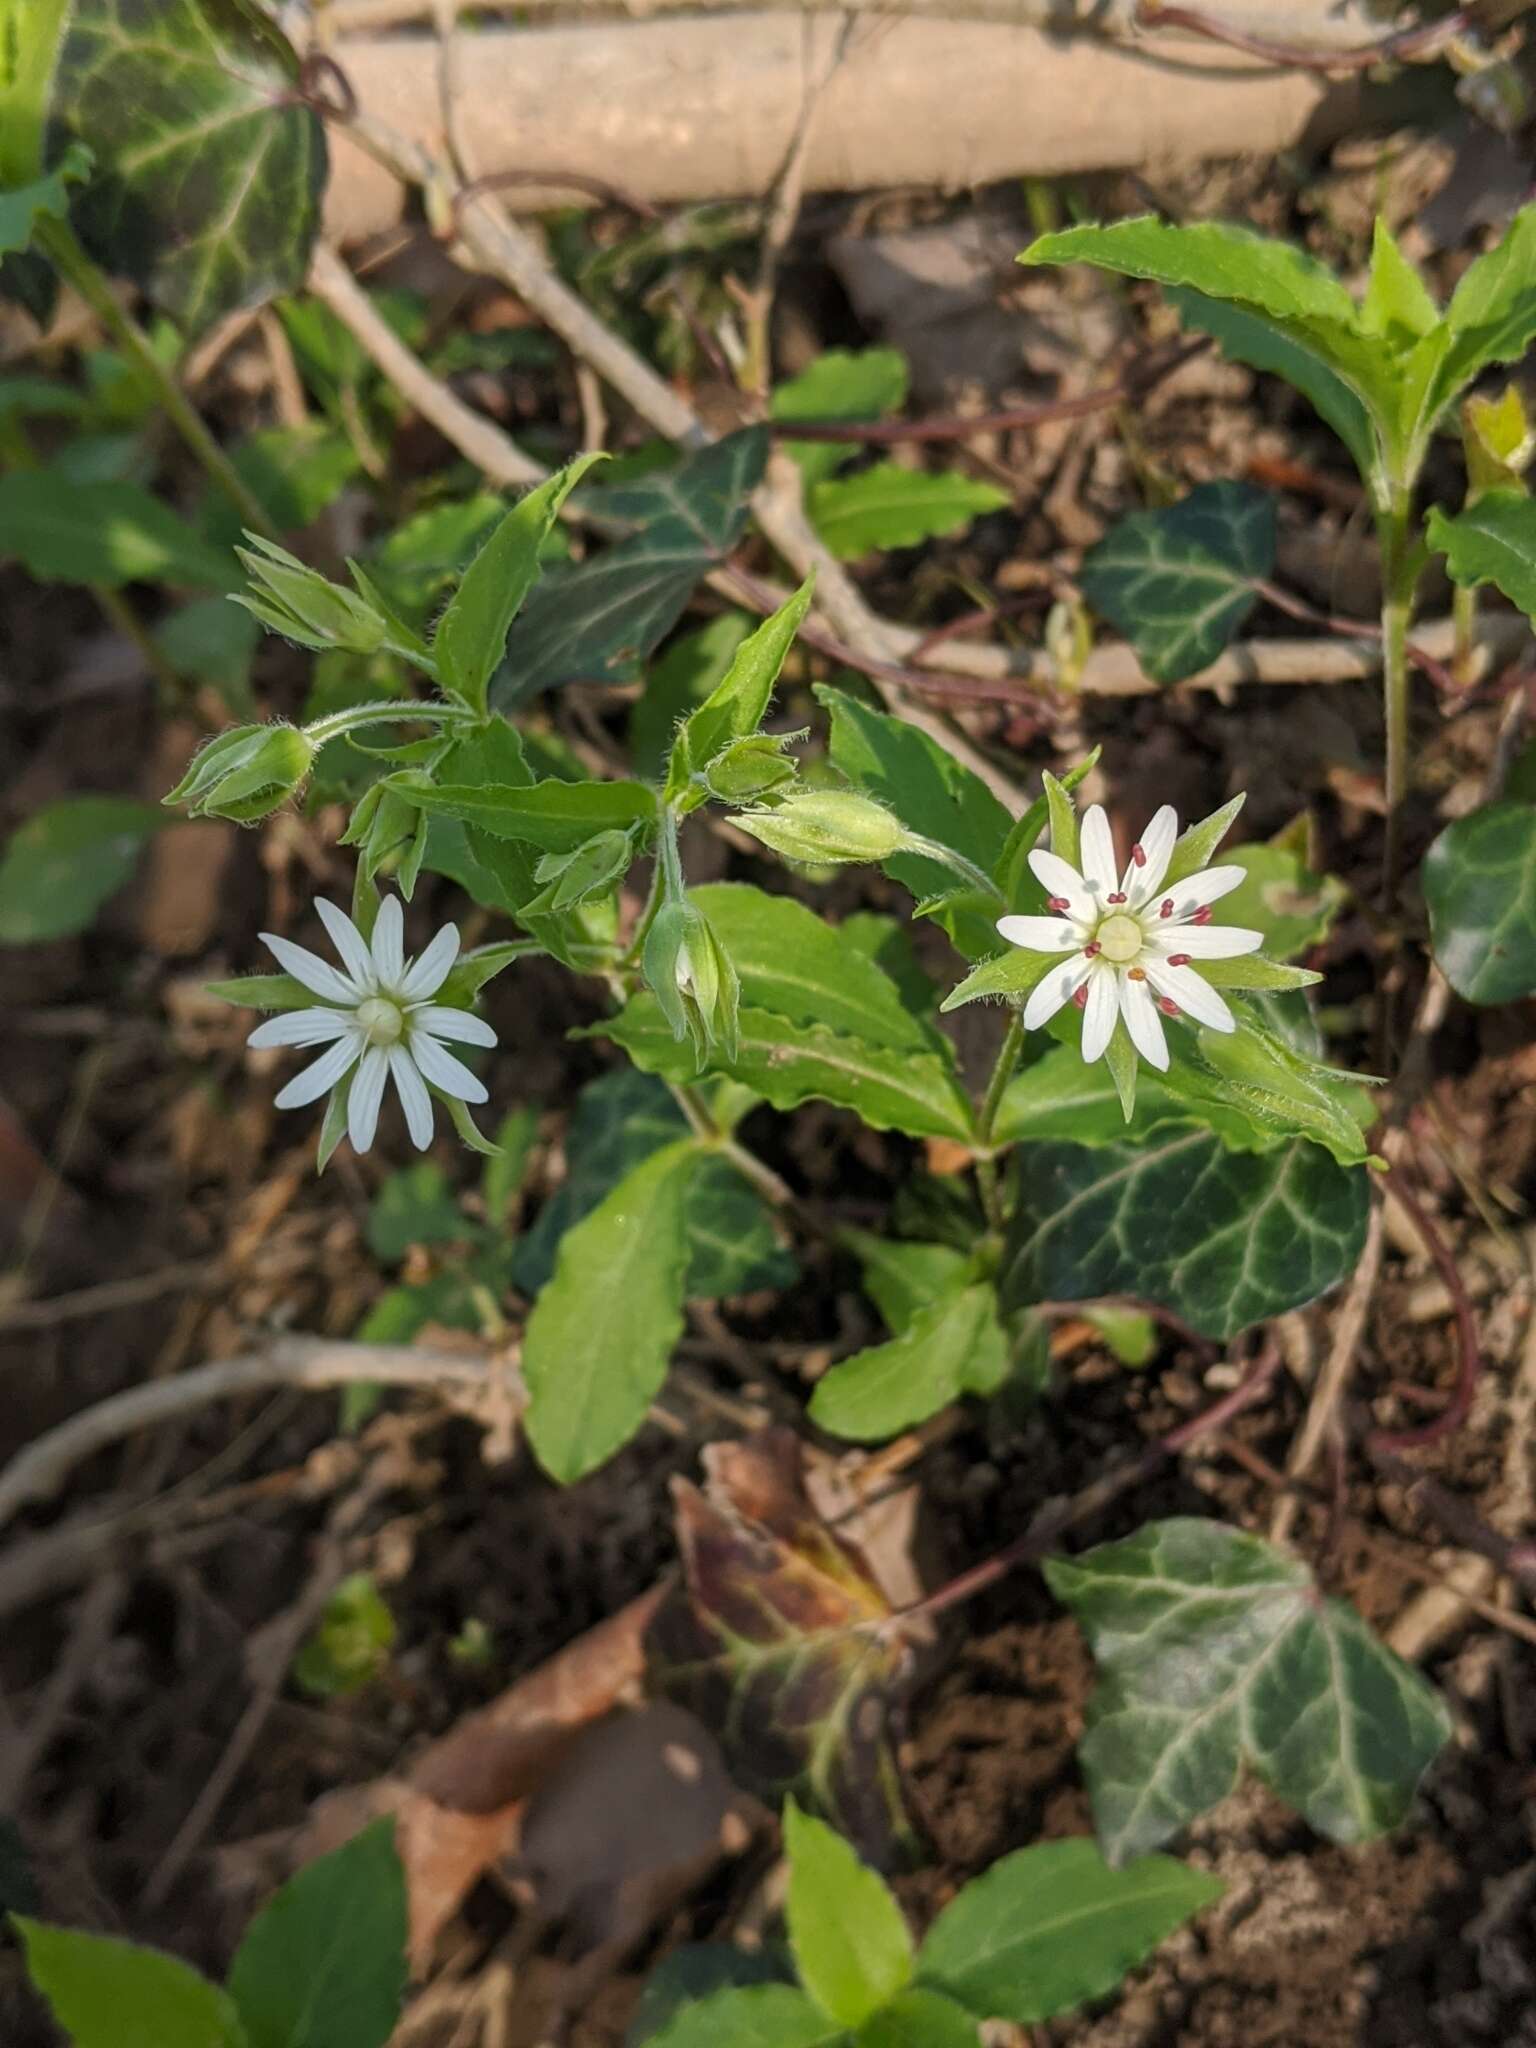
[356,995,405,1046]
[1095,912,1143,965]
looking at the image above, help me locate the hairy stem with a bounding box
[972,1008,1025,1229]
[304,699,478,743]
[34,218,279,542]
[1450,576,1478,689]
[1377,486,1422,907]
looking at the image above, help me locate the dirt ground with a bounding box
[3,139,1535,2047]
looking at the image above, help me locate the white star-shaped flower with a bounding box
[997,802,1261,1072]
[248,895,495,1154]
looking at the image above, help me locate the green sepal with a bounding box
[941,949,1054,1011]
[1162,793,1246,888]
[206,972,313,1010]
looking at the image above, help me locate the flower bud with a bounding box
[643,898,740,1066]
[525,829,634,914]
[1463,386,1535,498]
[733,790,909,866]
[339,781,430,891]
[700,733,800,805]
[164,723,315,823]
[233,536,389,655]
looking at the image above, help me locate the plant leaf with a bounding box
[0,795,161,944]
[400,775,656,853]
[1216,834,1346,961]
[1045,1519,1455,1864]
[1428,491,1536,617]
[855,1990,979,2047]
[666,575,813,804]
[838,1228,970,1336]
[810,1281,1010,1441]
[808,463,1007,559]
[598,996,975,1141]
[15,1920,246,2048]
[772,347,909,486]
[0,142,89,259]
[366,1163,465,1262]
[227,1820,406,2048]
[435,457,601,713]
[0,469,234,589]
[643,1986,845,2048]
[648,1430,919,1866]
[626,1947,794,2046]
[1423,202,1536,431]
[632,613,755,779]
[497,429,768,703]
[785,1800,913,2028]
[523,1138,702,1480]
[916,1837,1221,2022]
[1000,1131,1369,1338]
[49,0,326,333]
[1077,482,1275,684]
[1423,799,1536,1004]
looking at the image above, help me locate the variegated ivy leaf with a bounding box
[647,1432,920,1868]
[1046,1520,1454,1865]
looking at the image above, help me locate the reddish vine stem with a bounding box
[901,1338,1283,1625]
[1253,579,1458,694]
[1134,1,1470,73]
[1367,1165,1482,1454]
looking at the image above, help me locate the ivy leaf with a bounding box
[995,1046,1187,1148]
[498,429,767,703]
[0,795,161,944]
[15,1920,247,2048]
[1045,1520,1454,1864]
[772,346,909,486]
[1423,799,1536,1004]
[48,0,326,333]
[1078,483,1275,684]
[810,1280,1010,1441]
[227,1820,406,2048]
[434,456,601,714]
[1000,1132,1369,1339]
[856,1990,980,2047]
[648,1430,919,1866]
[599,996,974,1142]
[666,576,813,805]
[523,1138,702,1481]
[0,470,234,589]
[808,463,1007,560]
[1428,491,1536,618]
[915,1838,1221,2023]
[784,1799,913,2028]
[643,1986,844,2048]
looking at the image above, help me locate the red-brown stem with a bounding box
[901,1338,1283,1624]
[1252,579,1457,694]
[1366,1167,1481,1454]
[1134,2,1468,74]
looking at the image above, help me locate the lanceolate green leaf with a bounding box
[1046,1520,1454,1864]
[15,1920,247,2048]
[599,996,974,1141]
[1423,799,1536,1005]
[810,1282,1010,1441]
[915,1839,1222,2023]
[1077,483,1275,684]
[0,470,234,589]
[398,775,656,854]
[228,1821,406,2048]
[856,1990,980,2047]
[643,1986,844,2048]
[1000,1131,1368,1339]
[772,346,909,486]
[0,795,161,944]
[840,1228,970,1336]
[1424,202,1536,430]
[48,0,327,333]
[435,456,602,713]
[1220,835,1347,961]
[808,463,1008,559]
[667,575,814,804]
[784,1800,913,2028]
[1428,492,1536,619]
[523,1138,701,1481]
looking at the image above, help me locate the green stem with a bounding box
[1451,575,1478,690]
[906,834,1005,901]
[304,700,480,744]
[1376,486,1422,910]
[622,800,679,966]
[972,1009,1025,1230]
[33,216,279,542]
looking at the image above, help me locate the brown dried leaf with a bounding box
[647,1429,920,1869]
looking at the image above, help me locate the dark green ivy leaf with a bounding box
[1423,799,1536,1004]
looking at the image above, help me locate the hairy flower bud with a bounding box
[233,536,389,655]
[643,898,740,1066]
[339,781,430,893]
[699,733,800,805]
[164,723,315,823]
[732,790,909,866]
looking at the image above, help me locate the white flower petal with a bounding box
[348,1044,390,1153]
[1125,804,1179,905]
[1080,964,1118,1063]
[408,1004,498,1046]
[388,1044,435,1150]
[1162,864,1247,919]
[409,1029,488,1104]
[1149,923,1262,959]
[273,1031,363,1109]
[400,923,460,1001]
[371,895,405,987]
[1022,952,1093,1031]
[1026,849,1094,923]
[314,898,378,994]
[248,1007,356,1050]
[1144,961,1236,1033]
[996,914,1079,953]
[1079,805,1119,896]
[260,932,362,1005]
[1118,973,1170,1071]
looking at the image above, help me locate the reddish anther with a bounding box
[1192,905,1213,925]
[1048,895,1071,912]
[1084,941,1101,957]
[1167,953,1191,967]
[1159,899,1174,918]
[1131,844,1147,866]
[1072,985,1090,1010]
[1157,996,1181,1017]
[1107,891,1128,905]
